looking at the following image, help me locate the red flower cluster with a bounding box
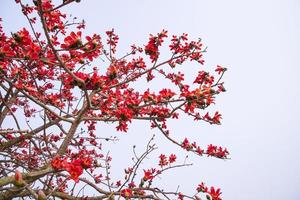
[181,138,203,154]
[106,29,119,54]
[12,28,42,60]
[193,71,214,85]
[61,31,82,49]
[120,188,133,199]
[63,71,104,90]
[168,154,177,163]
[169,33,204,65]
[143,169,156,181]
[203,112,222,125]
[206,144,229,159]
[158,154,177,167]
[51,156,93,182]
[145,30,168,62]
[159,154,168,167]
[215,65,227,75]
[65,159,83,182]
[51,156,67,170]
[60,31,102,63]
[197,182,222,200]
[41,0,66,32]
[0,0,229,198]
[181,138,228,159]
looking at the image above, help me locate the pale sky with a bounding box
[1,0,300,199]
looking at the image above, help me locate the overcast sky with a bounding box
[1,0,300,199]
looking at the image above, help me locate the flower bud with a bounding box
[14,170,25,187]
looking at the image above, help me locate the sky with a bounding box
[1,0,300,199]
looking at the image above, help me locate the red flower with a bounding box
[61,31,82,49]
[168,154,177,163]
[206,144,229,159]
[196,183,222,200]
[65,160,83,183]
[217,84,226,92]
[13,28,32,45]
[145,37,159,62]
[143,169,154,181]
[81,157,93,169]
[193,71,214,85]
[208,187,222,200]
[212,111,222,124]
[145,30,168,62]
[196,147,204,155]
[178,192,184,200]
[51,156,67,170]
[116,180,122,187]
[206,144,217,156]
[106,29,119,53]
[128,181,136,188]
[215,65,226,75]
[159,88,176,100]
[196,182,208,193]
[120,188,133,199]
[181,138,192,150]
[159,154,168,167]
[51,157,86,183]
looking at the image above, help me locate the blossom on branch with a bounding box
[0,0,228,199]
